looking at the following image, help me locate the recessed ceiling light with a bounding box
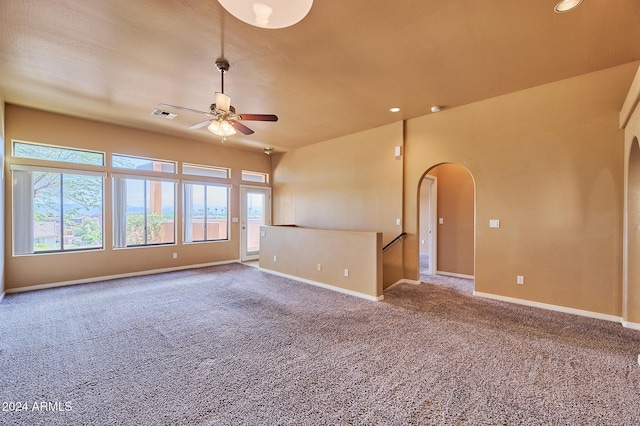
[431,106,441,113]
[389,107,400,113]
[554,0,583,13]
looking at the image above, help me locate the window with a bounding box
[184,183,229,242]
[113,177,176,247]
[13,141,104,165]
[183,163,230,179]
[12,166,104,254]
[112,154,176,173]
[241,170,269,183]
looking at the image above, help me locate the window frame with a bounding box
[183,181,231,244]
[112,153,177,174]
[112,174,178,249]
[241,170,269,184]
[182,163,231,179]
[11,164,106,256]
[12,140,105,166]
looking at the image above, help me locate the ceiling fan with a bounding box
[159,58,278,139]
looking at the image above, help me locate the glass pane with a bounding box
[241,170,268,183]
[207,185,228,240]
[14,141,103,165]
[125,179,146,246]
[184,184,228,243]
[189,184,205,241]
[62,174,103,250]
[183,164,230,179]
[113,154,176,173]
[246,192,265,253]
[145,180,175,244]
[33,172,61,251]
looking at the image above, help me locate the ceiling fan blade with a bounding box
[232,121,254,135]
[215,93,231,112]
[238,113,278,122]
[188,119,213,130]
[159,103,210,115]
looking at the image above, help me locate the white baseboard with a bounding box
[473,291,623,324]
[5,260,240,294]
[622,321,640,331]
[0,291,4,303]
[258,267,383,302]
[436,271,475,280]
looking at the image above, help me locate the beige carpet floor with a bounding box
[1,263,639,425]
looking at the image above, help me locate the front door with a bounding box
[240,186,271,261]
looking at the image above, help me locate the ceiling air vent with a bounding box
[151,108,177,119]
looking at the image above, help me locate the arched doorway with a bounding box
[625,137,640,325]
[418,163,475,292]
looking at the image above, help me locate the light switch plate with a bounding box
[490,219,500,228]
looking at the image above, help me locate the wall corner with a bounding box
[620,65,640,129]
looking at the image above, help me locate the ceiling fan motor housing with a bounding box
[210,104,235,114]
[215,58,230,74]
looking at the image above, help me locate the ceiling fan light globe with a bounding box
[208,119,237,136]
[221,120,233,132]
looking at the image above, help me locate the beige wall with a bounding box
[271,122,405,287]
[405,63,637,316]
[622,66,640,325]
[432,164,474,277]
[259,225,382,299]
[0,98,4,295]
[4,105,271,290]
[627,138,640,323]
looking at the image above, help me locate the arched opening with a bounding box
[625,137,640,324]
[418,163,475,293]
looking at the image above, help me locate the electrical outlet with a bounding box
[172,253,177,259]
[439,218,444,224]
[317,264,322,271]
[344,269,349,277]
[273,255,277,262]
[517,275,524,285]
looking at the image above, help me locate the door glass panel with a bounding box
[245,192,265,254]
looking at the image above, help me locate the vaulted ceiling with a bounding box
[1,1,639,153]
